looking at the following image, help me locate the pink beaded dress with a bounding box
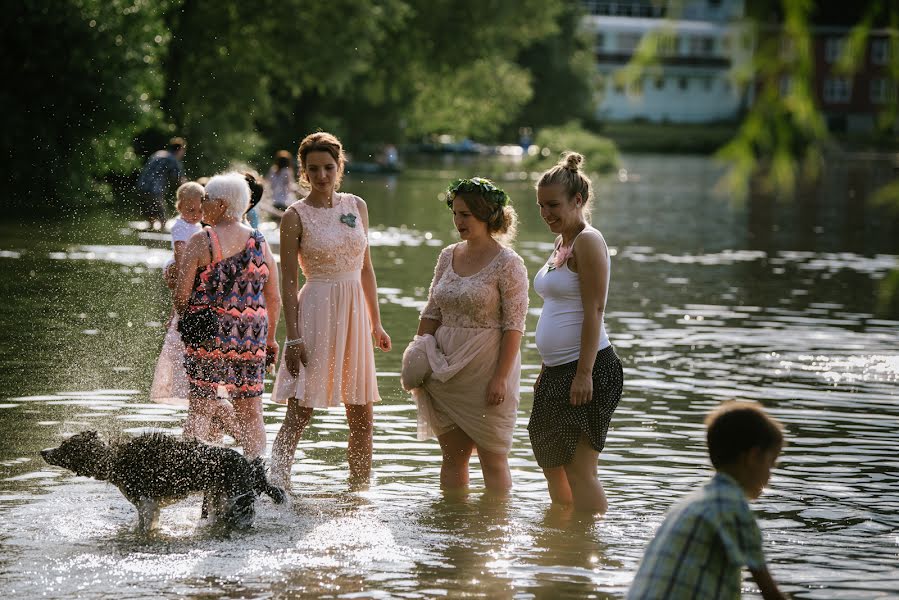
[272,193,380,406]
[413,243,529,453]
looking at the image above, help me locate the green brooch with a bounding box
[340,213,357,228]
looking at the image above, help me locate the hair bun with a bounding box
[560,151,584,172]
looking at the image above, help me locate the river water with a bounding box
[0,154,897,598]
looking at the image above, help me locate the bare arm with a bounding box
[750,567,788,600]
[279,208,302,341]
[357,197,391,351]
[262,240,281,345]
[173,232,208,313]
[485,330,523,405]
[570,230,610,405]
[486,254,528,406]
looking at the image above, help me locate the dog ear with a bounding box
[84,430,100,439]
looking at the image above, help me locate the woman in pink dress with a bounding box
[404,178,528,493]
[270,132,392,488]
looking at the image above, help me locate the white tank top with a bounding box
[534,228,610,367]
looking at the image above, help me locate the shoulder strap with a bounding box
[206,227,224,262]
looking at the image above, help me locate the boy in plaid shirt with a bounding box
[628,401,788,599]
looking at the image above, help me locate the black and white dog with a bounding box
[41,431,286,532]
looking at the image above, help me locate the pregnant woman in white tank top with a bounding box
[528,152,623,513]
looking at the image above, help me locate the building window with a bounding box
[678,77,689,91]
[654,77,665,90]
[657,34,680,56]
[871,38,889,65]
[870,79,896,104]
[618,32,642,53]
[688,36,715,56]
[823,77,852,103]
[825,37,845,63]
[596,33,605,51]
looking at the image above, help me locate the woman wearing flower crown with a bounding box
[403,177,528,492]
[529,152,623,513]
[270,131,392,489]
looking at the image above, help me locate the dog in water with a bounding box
[41,431,286,532]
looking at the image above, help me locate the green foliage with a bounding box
[513,2,598,130]
[525,122,619,173]
[1,0,173,204]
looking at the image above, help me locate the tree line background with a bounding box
[1,1,897,208]
[2,0,595,206]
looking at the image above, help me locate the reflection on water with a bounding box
[0,155,897,598]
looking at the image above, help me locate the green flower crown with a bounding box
[445,177,509,208]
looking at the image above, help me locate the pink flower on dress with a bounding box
[551,244,573,270]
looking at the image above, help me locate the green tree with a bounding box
[1,0,172,205]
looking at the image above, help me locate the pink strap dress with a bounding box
[271,193,380,407]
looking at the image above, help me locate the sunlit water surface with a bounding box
[1,155,897,598]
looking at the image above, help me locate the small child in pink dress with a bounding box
[150,182,203,405]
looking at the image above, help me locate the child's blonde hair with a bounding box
[175,181,204,211]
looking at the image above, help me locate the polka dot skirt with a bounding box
[527,346,623,469]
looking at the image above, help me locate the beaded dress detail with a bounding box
[272,193,379,406]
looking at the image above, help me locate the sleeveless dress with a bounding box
[528,228,623,468]
[412,244,529,454]
[272,193,379,407]
[182,228,270,401]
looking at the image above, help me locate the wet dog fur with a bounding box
[41,431,286,532]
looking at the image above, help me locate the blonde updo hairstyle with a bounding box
[536,151,594,218]
[446,177,518,244]
[297,131,346,191]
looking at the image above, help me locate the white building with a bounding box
[582,0,753,123]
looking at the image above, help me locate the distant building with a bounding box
[795,27,894,134]
[582,0,753,123]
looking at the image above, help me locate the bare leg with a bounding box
[562,435,608,514]
[475,445,512,493]
[232,396,265,459]
[542,466,574,505]
[270,398,314,486]
[437,428,475,490]
[184,393,233,444]
[345,403,374,484]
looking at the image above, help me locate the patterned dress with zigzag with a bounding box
[183,228,269,400]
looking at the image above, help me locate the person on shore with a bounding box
[528,152,623,513]
[628,401,787,600]
[270,132,392,488]
[266,150,299,211]
[403,177,528,493]
[150,182,204,405]
[136,137,187,229]
[173,172,281,458]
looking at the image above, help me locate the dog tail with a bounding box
[250,457,287,504]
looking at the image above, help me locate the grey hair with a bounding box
[204,172,250,219]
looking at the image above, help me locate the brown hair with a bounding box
[536,151,593,217]
[452,191,518,244]
[297,131,346,189]
[168,136,187,152]
[274,149,292,170]
[705,401,784,469]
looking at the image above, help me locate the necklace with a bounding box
[308,192,334,208]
